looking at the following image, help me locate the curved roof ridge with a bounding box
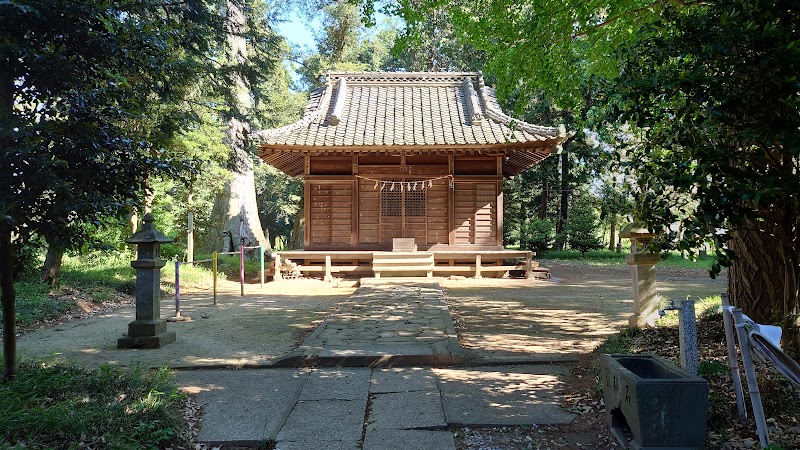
[253,85,331,140]
[475,74,567,139]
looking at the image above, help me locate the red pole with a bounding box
[239,244,245,297]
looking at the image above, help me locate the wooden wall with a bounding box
[304,153,503,250]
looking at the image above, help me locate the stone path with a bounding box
[274,279,473,367]
[177,279,576,448]
[177,365,574,449]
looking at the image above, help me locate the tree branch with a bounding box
[566,0,703,42]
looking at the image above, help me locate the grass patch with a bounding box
[197,252,263,281]
[596,327,642,354]
[0,361,188,449]
[60,251,136,295]
[656,295,722,327]
[540,248,716,270]
[4,281,73,327]
[3,251,138,328]
[161,258,218,288]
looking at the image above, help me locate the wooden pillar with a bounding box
[475,254,482,279]
[526,252,533,279]
[496,181,504,247]
[303,181,310,248]
[448,155,455,245]
[274,253,282,280]
[324,254,332,282]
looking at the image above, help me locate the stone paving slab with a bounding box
[274,398,367,446]
[370,368,439,394]
[275,280,474,367]
[363,367,454,450]
[175,369,309,446]
[368,390,447,430]
[362,429,457,450]
[298,368,371,401]
[435,365,577,426]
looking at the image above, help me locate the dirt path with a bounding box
[442,260,726,358]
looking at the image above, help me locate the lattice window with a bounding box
[381,179,402,217]
[405,185,426,217]
[380,179,427,217]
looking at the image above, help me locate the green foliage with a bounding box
[564,194,603,256]
[1,251,135,328]
[604,0,800,269]
[0,0,224,254]
[522,219,555,253]
[294,2,398,88]
[0,362,187,448]
[360,0,673,110]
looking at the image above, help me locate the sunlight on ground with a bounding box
[433,368,562,398]
[442,262,725,356]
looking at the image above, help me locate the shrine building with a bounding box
[255,71,568,279]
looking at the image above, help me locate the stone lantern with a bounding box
[118,213,176,348]
[620,222,662,327]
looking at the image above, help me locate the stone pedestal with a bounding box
[620,222,661,328]
[625,252,661,327]
[118,214,176,349]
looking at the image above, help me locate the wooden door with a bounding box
[453,181,498,245]
[309,182,353,246]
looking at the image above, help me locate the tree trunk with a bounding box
[1,216,16,379]
[41,239,65,286]
[540,179,548,220]
[1,26,17,379]
[608,216,616,251]
[204,0,271,256]
[289,204,304,250]
[557,152,569,249]
[728,216,799,355]
[781,245,799,355]
[187,177,194,263]
[728,222,787,323]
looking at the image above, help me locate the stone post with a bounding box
[677,298,699,374]
[621,222,661,327]
[118,213,176,349]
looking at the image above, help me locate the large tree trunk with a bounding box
[1,26,17,379]
[204,0,270,256]
[41,238,65,286]
[557,152,569,249]
[289,204,304,250]
[608,216,617,251]
[1,217,16,379]
[540,179,548,220]
[728,216,799,354]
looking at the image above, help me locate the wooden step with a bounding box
[372,252,434,278]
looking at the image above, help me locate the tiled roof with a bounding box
[255,72,568,176]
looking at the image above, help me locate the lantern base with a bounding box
[118,331,176,349]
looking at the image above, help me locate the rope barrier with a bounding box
[174,245,268,313]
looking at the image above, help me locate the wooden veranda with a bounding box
[272,249,535,280]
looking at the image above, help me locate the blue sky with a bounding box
[275,11,319,50]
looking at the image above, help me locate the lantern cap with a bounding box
[126,213,173,244]
[620,222,659,239]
